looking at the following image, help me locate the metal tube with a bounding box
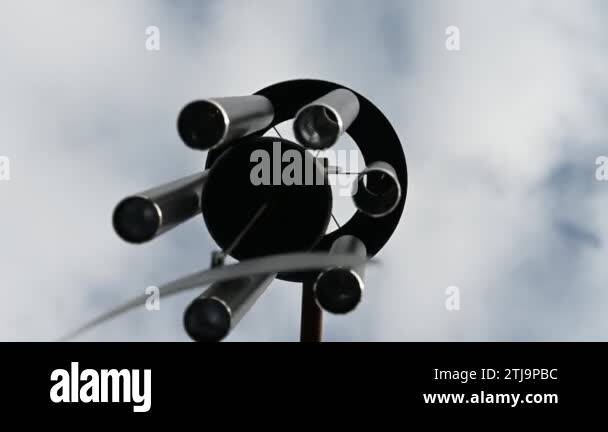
[177,95,274,150]
[113,171,207,244]
[293,89,360,150]
[352,161,402,218]
[314,235,367,314]
[184,273,276,342]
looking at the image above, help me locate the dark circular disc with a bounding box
[314,268,363,314]
[202,136,332,260]
[177,100,226,150]
[183,298,231,342]
[113,196,160,244]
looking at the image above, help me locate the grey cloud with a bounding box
[1,0,607,341]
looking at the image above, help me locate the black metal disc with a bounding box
[202,136,332,261]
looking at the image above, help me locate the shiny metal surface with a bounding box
[184,273,276,342]
[352,161,401,218]
[314,235,367,314]
[293,89,360,150]
[178,95,274,150]
[113,171,208,243]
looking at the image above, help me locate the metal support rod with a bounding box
[300,281,323,342]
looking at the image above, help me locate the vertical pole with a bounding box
[300,281,323,342]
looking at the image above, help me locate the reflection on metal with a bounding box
[293,89,360,150]
[177,96,274,150]
[113,171,207,243]
[315,236,367,314]
[184,274,276,342]
[352,161,402,218]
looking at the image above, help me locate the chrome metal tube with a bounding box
[177,96,274,150]
[314,235,367,314]
[113,171,207,244]
[293,89,360,150]
[184,273,276,342]
[352,161,401,218]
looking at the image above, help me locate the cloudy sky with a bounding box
[0,0,606,341]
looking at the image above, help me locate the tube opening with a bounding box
[113,196,161,244]
[314,268,363,314]
[294,105,341,150]
[177,100,227,150]
[353,166,401,218]
[184,297,232,342]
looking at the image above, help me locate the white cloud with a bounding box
[0,0,606,341]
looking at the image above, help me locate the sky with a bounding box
[0,0,606,341]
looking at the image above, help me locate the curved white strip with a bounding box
[59,252,370,341]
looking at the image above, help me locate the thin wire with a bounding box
[225,203,269,256]
[225,203,268,255]
[310,153,345,229]
[331,213,341,229]
[226,122,281,254]
[224,123,278,256]
[268,137,342,230]
[224,124,280,257]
